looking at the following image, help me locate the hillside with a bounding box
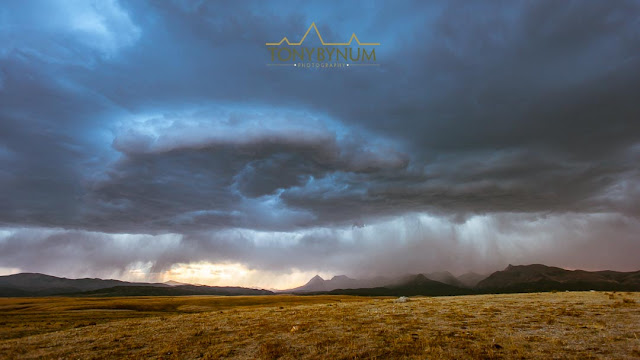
[288,272,472,293]
[476,264,640,292]
[325,274,472,296]
[0,273,168,297]
[288,274,393,292]
[0,273,272,297]
[424,271,465,287]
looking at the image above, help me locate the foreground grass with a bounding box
[0,292,639,359]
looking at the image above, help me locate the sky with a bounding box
[1,0,639,289]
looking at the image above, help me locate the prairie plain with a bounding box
[0,292,639,359]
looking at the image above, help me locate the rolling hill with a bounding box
[0,273,273,297]
[475,264,640,292]
[0,273,168,296]
[324,274,473,296]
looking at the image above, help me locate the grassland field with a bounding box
[0,291,639,359]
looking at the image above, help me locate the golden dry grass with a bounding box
[1,292,639,359]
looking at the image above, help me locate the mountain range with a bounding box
[323,274,473,297]
[286,271,482,292]
[0,273,273,297]
[476,264,640,293]
[1,264,639,297]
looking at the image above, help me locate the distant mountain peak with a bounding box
[285,274,327,292]
[425,271,464,287]
[303,275,326,287]
[404,274,431,284]
[330,275,352,281]
[476,264,640,292]
[164,280,188,286]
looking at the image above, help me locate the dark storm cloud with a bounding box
[1,0,639,279]
[2,212,640,281]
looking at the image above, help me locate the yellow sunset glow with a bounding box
[151,262,331,290]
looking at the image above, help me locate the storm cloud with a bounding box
[1,0,639,287]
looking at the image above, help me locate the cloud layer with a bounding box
[1,0,639,286]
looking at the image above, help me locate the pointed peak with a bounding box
[310,275,324,281]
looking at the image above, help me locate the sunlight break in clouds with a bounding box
[157,262,331,290]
